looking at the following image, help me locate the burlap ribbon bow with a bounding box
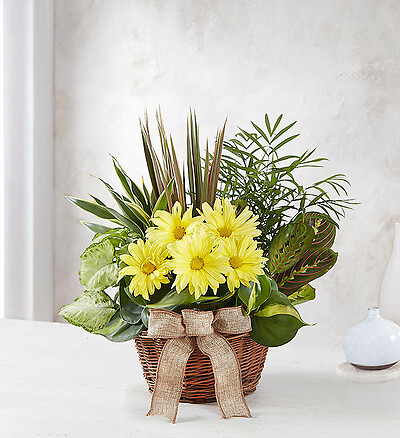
[146,306,252,423]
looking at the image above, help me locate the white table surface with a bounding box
[1,318,400,438]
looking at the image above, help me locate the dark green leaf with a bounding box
[94,311,145,342]
[120,286,143,324]
[141,307,150,327]
[111,155,148,210]
[251,313,307,347]
[250,284,308,346]
[66,196,115,220]
[81,221,114,234]
[238,274,272,314]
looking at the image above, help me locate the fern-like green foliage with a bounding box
[218,113,356,254]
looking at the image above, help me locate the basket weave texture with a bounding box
[134,331,268,404]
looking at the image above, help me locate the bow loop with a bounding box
[182,309,214,336]
[147,309,186,338]
[213,307,252,334]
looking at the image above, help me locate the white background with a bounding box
[54,0,400,346]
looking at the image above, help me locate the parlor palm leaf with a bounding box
[218,113,357,254]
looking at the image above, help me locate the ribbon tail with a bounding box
[197,333,251,419]
[147,337,195,423]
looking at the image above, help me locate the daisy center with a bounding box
[141,259,156,275]
[190,256,205,270]
[217,226,232,238]
[173,226,186,240]
[229,256,242,269]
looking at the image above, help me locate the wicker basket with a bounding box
[134,331,268,404]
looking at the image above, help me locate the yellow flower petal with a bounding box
[118,239,170,300]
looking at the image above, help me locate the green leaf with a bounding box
[146,287,202,308]
[79,240,119,291]
[274,248,338,295]
[251,313,307,347]
[268,223,315,274]
[147,286,230,310]
[66,196,115,220]
[217,113,355,257]
[93,310,144,342]
[152,180,174,214]
[250,286,308,347]
[91,227,138,247]
[95,177,149,231]
[238,274,272,314]
[58,290,117,332]
[293,212,337,249]
[119,285,143,324]
[80,221,114,234]
[287,284,316,305]
[111,155,148,210]
[141,307,150,327]
[66,195,143,234]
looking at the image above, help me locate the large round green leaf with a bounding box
[251,313,307,347]
[250,282,308,347]
[79,239,119,291]
[58,290,117,332]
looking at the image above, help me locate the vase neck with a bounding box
[368,307,380,318]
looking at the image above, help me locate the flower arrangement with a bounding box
[59,111,353,420]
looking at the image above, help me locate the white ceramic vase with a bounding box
[343,307,400,369]
[379,222,400,325]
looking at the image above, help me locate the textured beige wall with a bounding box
[55,0,400,347]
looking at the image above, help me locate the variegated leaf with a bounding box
[268,223,315,274]
[294,212,337,249]
[274,248,338,295]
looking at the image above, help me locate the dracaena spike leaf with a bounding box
[152,180,174,214]
[268,223,315,274]
[95,177,148,231]
[80,221,114,234]
[66,196,115,220]
[274,248,338,295]
[111,155,148,210]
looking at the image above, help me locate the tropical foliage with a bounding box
[59,111,353,348]
[218,114,356,253]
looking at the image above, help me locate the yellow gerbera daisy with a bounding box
[118,239,170,300]
[201,198,261,243]
[146,201,201,251]
[167,232,230,299]
[221,236,266,292]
